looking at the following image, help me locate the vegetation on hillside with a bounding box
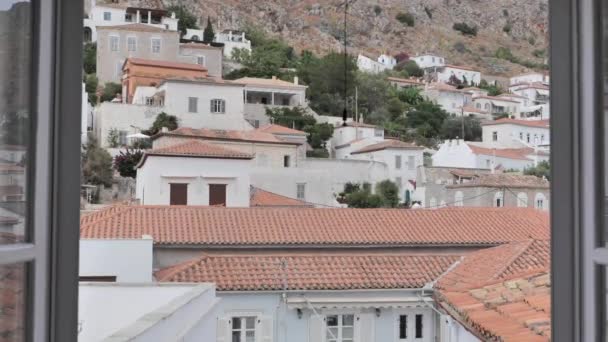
[336,180,400,208]
[82,135,113,187]
[524,160,551,180]
[166,5,199,36]
[453,22,478,36]
[142,113,179,136]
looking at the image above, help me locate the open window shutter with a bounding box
[308,314,325,342]
[256,315,274,342]
[354,313,374,342]
[216,317,230,342]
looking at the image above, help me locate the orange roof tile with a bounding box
[257,124,308,136]
[473,95,521,103]
[233,77,306,89]
[155,127,301,145]
[137,140,253,167]
[125,58,206,72]
[0,185,23,197]
[447,174,550,189]
[98,23,173,33]
[482,118,550,128]
[351,139,423,154]
[179,42,222,50]
[156,253,460,291]
[466,144,542,161]
[80,206,549,246]
[250,187,313,207]
[387,77,424,85]
[436,240,551,341]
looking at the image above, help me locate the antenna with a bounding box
[342,0,350,126]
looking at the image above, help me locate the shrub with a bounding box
[503,23,512,34]
[83,42,96,74]
[528,36,536,45]
[424,6,433,19]
[113,149,144,178]
[396,12,415,27]
[166,5,199,36]
[373,5,382,15]
[100,82,122,102]
[533,49,545,58]
[82,136,113,187]
[453,22,478,36]
[106,128,120,148]
[143,112,179,136]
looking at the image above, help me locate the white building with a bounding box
[378,53,397,69]
[432,139,549,171]
[509,72,550,86]
[411,54,445,69]
[182,29,252,60]
[234,76,308,128]
[94,77,252,148]
[422,83,473,115]
[436,65,481,85]
[471,95,521,116]
[84,3,178,43]
[510,83,550,106]
[330,122,385,157]
[482,118,550,148]
[357,54,391,73]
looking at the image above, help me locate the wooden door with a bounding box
[209,184,227,206]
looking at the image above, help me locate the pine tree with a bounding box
[203,17,215,43]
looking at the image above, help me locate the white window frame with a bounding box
[103,11,111,21]
[109,35,119,52]
[127,36,137,52]
[230,316,257,342]
[151,37,161,54]
[296,183,306,200]
[394,309,431,341]
[325,312,355,342]
[197,55,206,66]
[408,155,415,171]
[211,99,226,114]
[395,155,402,169]
[492,131,498,141]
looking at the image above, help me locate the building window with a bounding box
[395,155,402,169]
[527,133,531,143]
[110,36,119,52]
[486,159,491,168]
[196,56,206,66]
[231,316,255,342]
[211,99,226,114]
[535,193,547,210]
[476,103,481,109]
[374,129,383,137]
[520,132,524,140]
[517,192,528,207]
[492,131,498,141]
[455,191,464,207]
[209,184,227,207]
[296,183,305,200]
[115,60,123,78]
[284,155,291,167]
[145,97,154,106]
[253,120,260,128]
[408,155,415,170]
[127,36,136,52]
[151,38,161,53]
[541,134,545,142]
[398,315,408,339]
[495,192,504,207]
[326,314,354,342]
[484,103,490,110]
[415,314,423,338]
[118,130,128,146]
[188,97,198,113]
[103,11,111,21]
[169,183,188,205]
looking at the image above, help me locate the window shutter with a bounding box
[216,317,230,342]
[354,313,374,342]
[308,314,325,342]
[257,315,273,342]
[211,100,215,113]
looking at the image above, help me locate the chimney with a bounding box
[293,76,299,85]
[161,127,168,133]
[272,76,277,81]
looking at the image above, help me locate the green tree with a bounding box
[101,82,122,103]
[113,148,144,178]
[82,135,113,187]
[524,160,551,180]
[106,128,121,148]
[396,12,415,27]
[166,5,199,36]
[440,116,482,141]
[143,112,179,136]
[266,106,316,130]
[375,180,400,208]
[203,16,215,43]
[83,42,97,74]
[453,22,478,36]
[84,74,99,104]
[405,102,449,138]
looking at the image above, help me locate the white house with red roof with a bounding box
[412,54,445,69]
[422,83,473,115]
[482,119,550,148]
[436,65,481,85]
[433,139,549,171]
[471,95,521,117]
[509,72,550,86]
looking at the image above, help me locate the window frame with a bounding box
[127,36,137,52]
[151,37,161,53]
[188,96,198,113]
[109,35,119,52]
[211,99,226,114]
[296,183,306,200]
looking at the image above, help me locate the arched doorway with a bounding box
[84,27,92,42]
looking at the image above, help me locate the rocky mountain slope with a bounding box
[112,0,549,76]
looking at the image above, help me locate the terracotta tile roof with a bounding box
[161,76,241,86]
[339,122,377,128]
[125,58,206,71]
[498,93,529,99]
[351,139,423,154]
[257,124,308,136]
[387,77,424,85]
[447,174,550,189]
[482,118,550,128]
[436,240,551,341]
[155,127,301,145]
[466,144,541,161]
[426,82,470,94]
[98,23,173,33]
[138,140,253,167]
[80,206,549,246]
[233,77,307,89]
[156,253,460,291]
[472,95,521,104]
[448,168,491,178]
[179,43,222,50]
[462,106,488,114]
[250,187,313,208]
[0,216,19,225]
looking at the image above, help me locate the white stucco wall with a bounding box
[79,238,154,282]
[136,156,252,206]
[423,89,471,114]
[357,54,391,73]
[439,315,480,342]
[482,123,550,148]
[432,140,477,169]
[437,67,481,85]
[509,73,549,85]
[412,55,445,69]
[331,126,384,151]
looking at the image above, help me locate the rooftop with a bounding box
[472,95,521,103]
[234,77,307,89]
[257,124,308,136]
[447,173,550,189]
[387,77,424,85]
[250,187,313,208]
[350,139,424,155]
[155,253,460,291]
[97,23,173,33]
[436,240,550,341]
[124,58,206,72]
[444,64,480,72]
[153,127,301,145]
[466,144,547,161]
[137,140,254,167]
[482,118,550,128]
[80,206,549,247]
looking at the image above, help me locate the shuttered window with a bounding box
[188,97,198,113]
[169,183,188,205]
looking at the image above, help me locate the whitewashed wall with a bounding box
[412,55,445,69]
[79,237,154,282]
[482,123,550,148]
[437,67,481,85]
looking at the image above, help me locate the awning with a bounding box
[286,296,430,310]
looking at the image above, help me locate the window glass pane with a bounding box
[232,317,241,329]
[399,315,407,338]
[0,262,27,342]
[415,314,423,338]
[342,314,354,326]
[232,331,240,342]
[245,331,254,342]
[0,0,31,244]
[326,315,338,326]
[245,317,255,329]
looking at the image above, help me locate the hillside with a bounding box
[110,0,548,76]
